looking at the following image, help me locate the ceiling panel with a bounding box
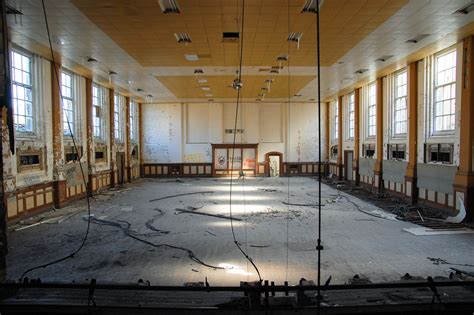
[71,0,407,68]
[156,75,316,99]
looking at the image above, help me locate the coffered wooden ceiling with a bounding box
[71,0,407,68]
[157,75,316,99]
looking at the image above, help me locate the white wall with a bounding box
[142,102,327,164]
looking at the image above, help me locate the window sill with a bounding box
[429,133,456,139]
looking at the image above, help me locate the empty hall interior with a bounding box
[1,0,474,312]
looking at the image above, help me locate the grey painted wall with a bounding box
[417,163,456,194]
[383,160,408,184]
[359,158,376,177]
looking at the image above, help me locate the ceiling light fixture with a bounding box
[87,57,97,63]
[222,32,240,42]
[270,69,280,74]
[287,32,303,49]
[198,79,208,83]
[354,68,369,74]
[6,5,22,15]
[201,86,211,91]
[136,88,144,92]
[265,79,274,92]
[205,94,213,97]
[301,0,324,13]
[158,0,181,14]
[454,2,474,14]
[175,32,192,44]
[232,78,243,90]
[185,54,199,61]
[194,69,204,74]
[405,34,430,44]
[277,54,289,69]
[108,71,117,84]
[376,55,394,62]
[146,94,153,103]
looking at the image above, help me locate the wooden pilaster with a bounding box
[405,62,418,205]
[354,88,360,185]
[337,95,343,179]
[109,89,115,187]
[51,63,67,208]
[374,77,384,192]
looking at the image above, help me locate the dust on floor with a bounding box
[6,177,474,286]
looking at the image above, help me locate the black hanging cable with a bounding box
[228,0,262,282]
[285,0,291,282]
[316,0,323,309]
[20,0,92,281]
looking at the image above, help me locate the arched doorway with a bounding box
[264,152,283,177]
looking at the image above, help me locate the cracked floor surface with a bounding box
[6,177,474,286]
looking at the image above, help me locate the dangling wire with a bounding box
[236,0,249,280]
[316,0,324,310]
[228,0,262,282]
[20,0,92,280]
[285,0,291,282]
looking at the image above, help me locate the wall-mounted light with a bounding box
[264,79,274,92]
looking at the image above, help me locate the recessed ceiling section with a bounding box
[71,0,408,68]
[156,75,315,99]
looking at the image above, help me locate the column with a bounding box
[354,88,360,185]
[85,78,94,195]
[125,96,131,182]
[374,77,384,192]
[109,89,115,187]
[454,36,474,221]
[139,102,144,177]
[337,95,343,179]
[51,63,67,207]
[405,62,418,204]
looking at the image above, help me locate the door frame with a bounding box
[344,150,353,181]
[264,151,283,177]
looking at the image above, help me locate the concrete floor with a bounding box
[6,177,474,286]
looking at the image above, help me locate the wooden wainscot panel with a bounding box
[10,183,54,220]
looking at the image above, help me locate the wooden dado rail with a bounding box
[142,163,213,177]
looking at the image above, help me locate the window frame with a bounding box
[114,93,124,143]
[393,69,408,137]
[432,48,457,136]
[11,49,35,135]
[61,70,75,137]
[333,100,339,141]
[347,93,355,140]
[92,83,107,141]
[367,83,377,138]
[130,101,138,143]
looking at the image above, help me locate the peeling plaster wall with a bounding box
[288,103,323,162]
[142,102,326,164]
[62,76,88,176]
[341,94,355,156]
[142,103,182,163]
[11,58,54,189]
[93,88,111,174]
